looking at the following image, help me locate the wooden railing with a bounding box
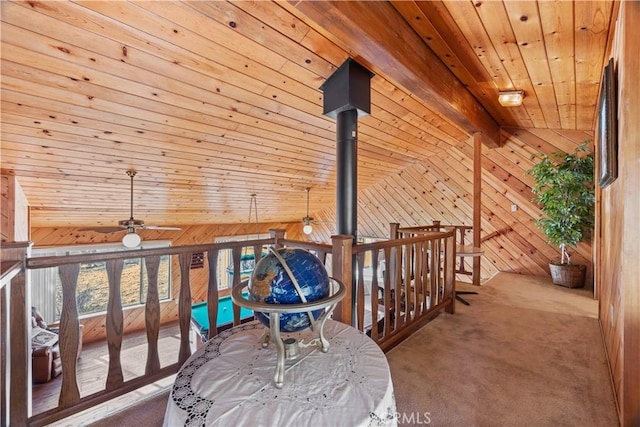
[1,227,455,425]
[392,221,482,284]
[355,227,457,350]
[2,242,32,427]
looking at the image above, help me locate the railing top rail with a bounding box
[0,241,33,249]
[398,224,471,232]
[0,260,22,289]
[26,237,276,270]
[354,229,454,253]
[277,238,333,252]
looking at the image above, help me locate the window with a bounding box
[214,235,264,290]
[31,241,172,322]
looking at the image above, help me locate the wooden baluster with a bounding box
[231,247,242,326]
[445,233,456,315]
[105,259,124,391]
[356,251,366,331]
[414,242,424,317]
[421,241,429,312]
[253,244,263,263]
[402,243,411,325]
[206,248,220,339]
[430,239,439,307]
[393,246,402,332]
[144,255,161,375]
[424,239,431,310]
[370,249,380,342]
[382,247,392,336]
[178,253,192,364]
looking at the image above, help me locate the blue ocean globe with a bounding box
[248,248,330,332]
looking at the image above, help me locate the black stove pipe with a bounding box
[336,109,358,238]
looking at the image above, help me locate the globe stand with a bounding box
[232,279,346,388]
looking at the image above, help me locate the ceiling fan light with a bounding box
[303,223,313,235]
[122,232,141,248]
[498,90,524,107]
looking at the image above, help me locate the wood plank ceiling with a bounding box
[0,1,615,229]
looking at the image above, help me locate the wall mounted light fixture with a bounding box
[498,90,524,107]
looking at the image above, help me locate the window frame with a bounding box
[31,240,172,322]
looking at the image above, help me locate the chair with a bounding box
[32,342,62,383]
[31,307,84,383]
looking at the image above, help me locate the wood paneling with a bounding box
[283,0,501,147]
[0,1,618,230]
[598,3,640,424]
[2,2,635,423]
[0,173,29,242]
[1,175,11,242]
[312,128,594,285]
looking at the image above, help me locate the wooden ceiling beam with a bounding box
[284,1,501,148]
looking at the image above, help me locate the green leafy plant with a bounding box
[527,142,595,265]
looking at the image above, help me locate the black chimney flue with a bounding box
[319,59,374,239]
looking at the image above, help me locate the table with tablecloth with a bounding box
[163,319,396,427]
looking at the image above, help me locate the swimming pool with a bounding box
[191,294,253,341]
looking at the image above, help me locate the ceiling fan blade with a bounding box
[142,225,182,231]
[78,226,126,233]
[82,172,182,235]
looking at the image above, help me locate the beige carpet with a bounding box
[387,272,618,427]
[67,272,618,427]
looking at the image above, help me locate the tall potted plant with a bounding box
[527,142,595,288]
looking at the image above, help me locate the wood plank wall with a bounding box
[312,127,594,285]
[598,2,640,425]
[0,172,29,242]
[27,127,596,343]
[1,175,11,242]
[30,222,304,343]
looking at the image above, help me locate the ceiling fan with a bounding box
[300,187,333,234]
[80,170,181,248]
[302,187,314,235]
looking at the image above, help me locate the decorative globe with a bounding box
[248,248,330,332]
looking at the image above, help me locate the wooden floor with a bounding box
[32,321,186,416]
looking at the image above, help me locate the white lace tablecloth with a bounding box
[163,319,396,427]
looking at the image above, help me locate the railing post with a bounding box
[3,242,32,425]
[389,223,400,239]
[473,132,482,287]
[331,234,353,325]
[444,232,456,315]
[269,229,286,248]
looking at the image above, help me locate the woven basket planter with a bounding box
[549,263,586,288]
